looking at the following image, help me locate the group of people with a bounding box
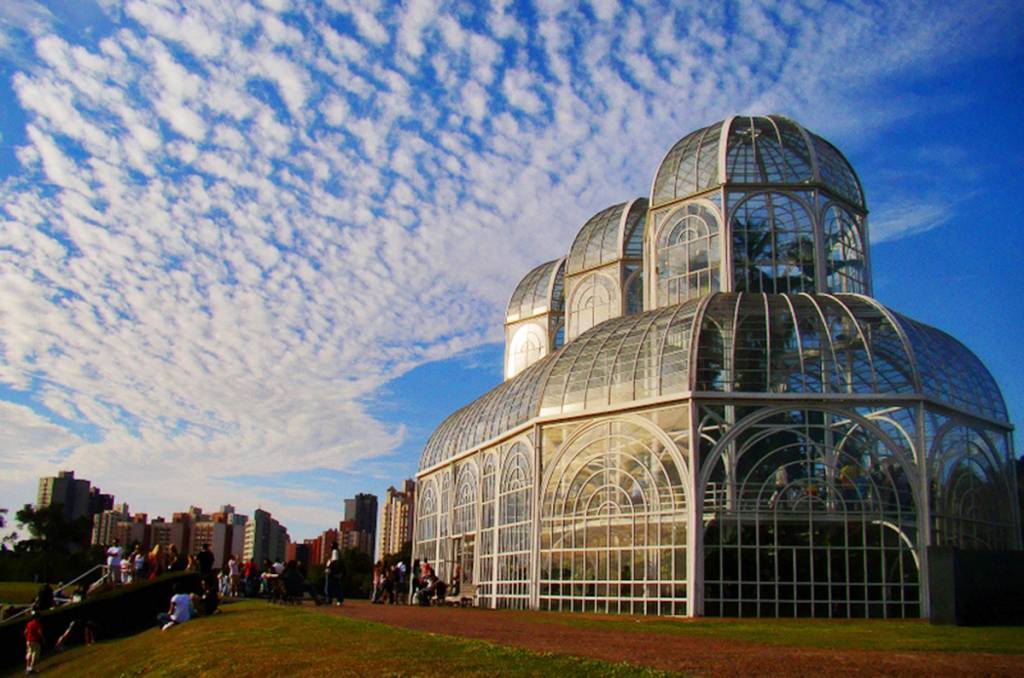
[410,559,451,606]
[370,560,406,604]
[104,538,196,586]
[157,541,222,631]
[20,540,468,673]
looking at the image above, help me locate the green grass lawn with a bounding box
[26,601,674,677]
[0,582,39,605]
[531,611,1024,655]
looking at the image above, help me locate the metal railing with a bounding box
[3,563,108,624]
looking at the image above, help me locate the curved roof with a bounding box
[506,258,565,323]
[566,198,647,276]
[420,293,1007,470]
[650,115,864,210]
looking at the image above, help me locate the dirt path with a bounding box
[314,601,1024,677]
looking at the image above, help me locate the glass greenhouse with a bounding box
[415,115,1019,618]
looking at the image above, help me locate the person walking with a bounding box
[24,609,44,675]
[325,552,345,606]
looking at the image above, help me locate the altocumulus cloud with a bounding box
[0,0,1020,530]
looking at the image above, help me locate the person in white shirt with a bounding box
[158,583,194,631]
[227,556,240,597]
[106,539,124,584]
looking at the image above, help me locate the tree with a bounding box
[14,504,92,554]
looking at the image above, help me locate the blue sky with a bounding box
[1,0,1022,541]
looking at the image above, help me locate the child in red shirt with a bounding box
[25,610,44,674]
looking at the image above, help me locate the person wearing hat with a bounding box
[24,609,44,674]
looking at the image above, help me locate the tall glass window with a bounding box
[568,273,617,340]
[507,324,545,378]
[477,454,497,605]
[497,442,533,609]
[416,481,438,565]
[822,205,867,294]
[539,419,688,615]
[656,203,720,305]
[731,191,816,294]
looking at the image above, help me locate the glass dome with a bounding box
[420,293,1007,470]
[650,115,864,209]
[506,258,565,323]
[566,198,647,275]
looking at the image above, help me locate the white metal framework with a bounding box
[415,115,1018,619]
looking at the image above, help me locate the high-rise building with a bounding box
[36,470,92,521]
[343,493,378,558]
[88,487,114,516]
[338,519,372,555]
[91,503,129,546]
[271,522,289,563]
[114,513,148,550]
[211,507,248,562]
[190,520,231,568]
[149,516,187,554]
[285,542,311,571]
[379,480,415,558]
[243,509,289,564]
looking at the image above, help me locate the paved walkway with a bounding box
[314,601,1024,677]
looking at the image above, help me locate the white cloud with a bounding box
[870,199,953,243]
[351,7,389,46]
[0,0,1019,537]
[0,401,81,460]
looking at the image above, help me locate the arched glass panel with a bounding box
[540,419,688,615]
[568,204,624,274]
[416,480,438,565]
[929,425,1016,550]
[811,134,864,207]
[703,409,920,618]
[497,442,533,609]
[725,116,812,184]
[624,268,643,315]
[421,351,554,469]
[453,464,478,535]
[823,205,867,294]
[476,453,498,603]
[652,122,722,207]
[507,259,561,322]
[693,294,917,397]
[507,324,546,379]
[730,192,816,294]
[893,314,1008,422]
[656,203,720,306]
[568,273,618,340]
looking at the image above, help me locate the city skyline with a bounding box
[1,1,1022,542]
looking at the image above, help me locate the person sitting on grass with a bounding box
[24,609,44,675]
[157,583,194,631]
